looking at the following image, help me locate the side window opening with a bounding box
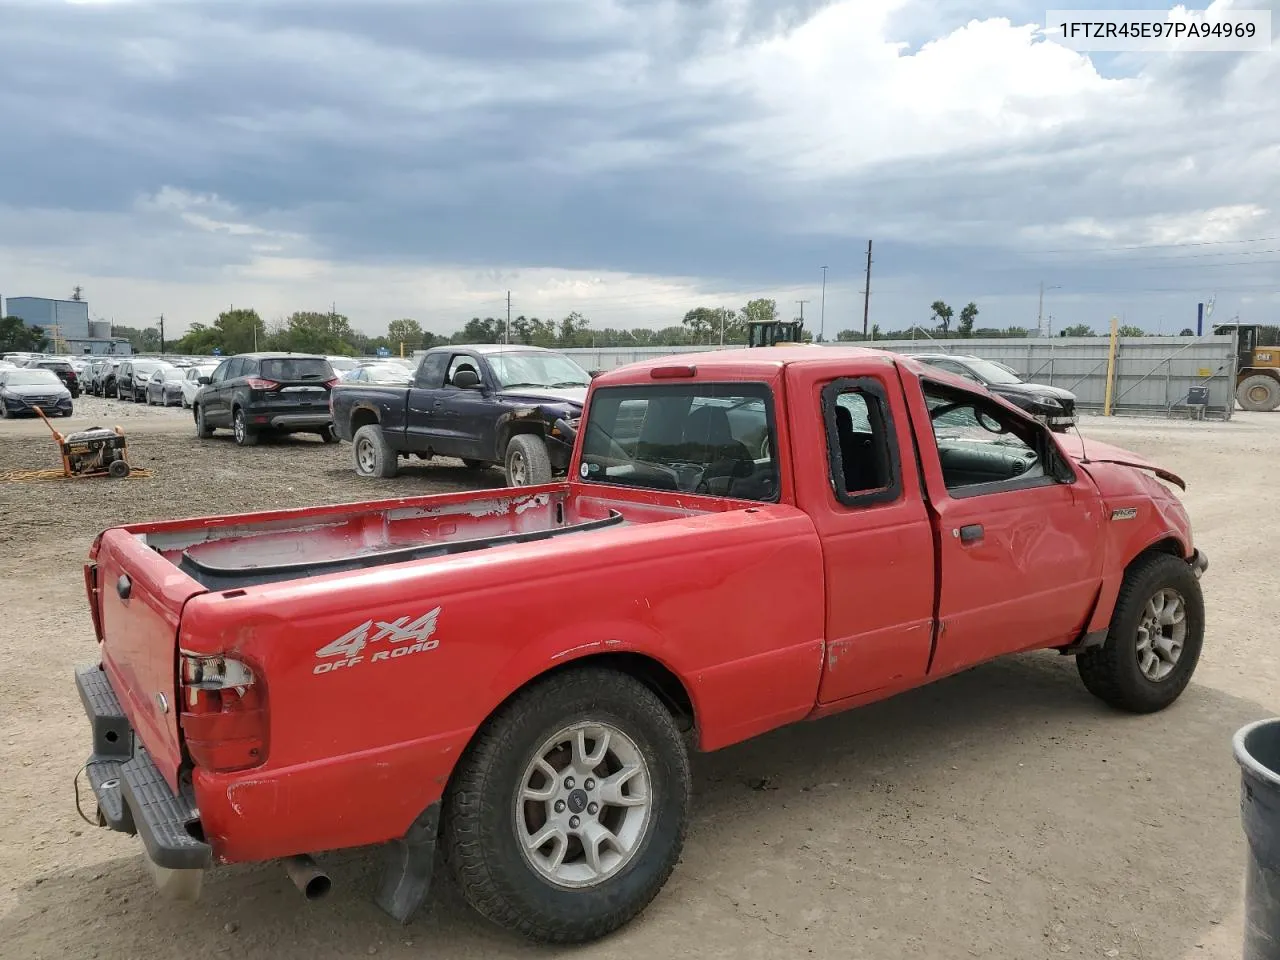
[821,378,901,507]
[923,382,1064,493]
[446,355,479,387]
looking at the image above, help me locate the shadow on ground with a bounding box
[1,654,1262,960]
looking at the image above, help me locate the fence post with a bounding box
[1103,318,1119,416]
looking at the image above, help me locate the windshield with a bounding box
[960,358,1023,385]
[580,383,779,501]
[261,358,335,381]
[132,361,165,376]
[488,352,590,390]
[159,366,184,381]
[3,370,62,386]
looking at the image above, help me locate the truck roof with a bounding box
[594,346,906,385]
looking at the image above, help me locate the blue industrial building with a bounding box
[2,296,132,355]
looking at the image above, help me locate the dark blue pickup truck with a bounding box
[330,344,591,484]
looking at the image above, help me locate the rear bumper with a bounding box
[76,664,212,872]
[268,413,331,430]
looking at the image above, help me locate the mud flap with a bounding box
[374,803,440,924]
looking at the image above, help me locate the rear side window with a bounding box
[261,358,333,381]
[416,353,448,387]
[821,378,901,506]
[580,382,778,501]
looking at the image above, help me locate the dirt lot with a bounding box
[0,399,1274,960]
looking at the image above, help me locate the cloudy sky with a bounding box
[1,0,1276,338]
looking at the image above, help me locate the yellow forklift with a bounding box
[746,318,806,347]
[1215,323,1280,412]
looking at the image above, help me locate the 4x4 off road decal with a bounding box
[313,607,442,675]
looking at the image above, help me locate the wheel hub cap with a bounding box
[1135,587,1186,682]
[515,721,651,889]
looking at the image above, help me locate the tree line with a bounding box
[2,299,1256,358]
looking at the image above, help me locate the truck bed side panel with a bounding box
[330,385,411,443]
[182,503,824,864]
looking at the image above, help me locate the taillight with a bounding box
[83,562,103,642]
[179,652,267,771]
[323,377,339,389]
[245,378,280,391]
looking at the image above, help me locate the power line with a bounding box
[1032,234,1280,255]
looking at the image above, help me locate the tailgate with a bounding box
[91,528,207,791]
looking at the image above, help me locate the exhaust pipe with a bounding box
[283,855,332,901]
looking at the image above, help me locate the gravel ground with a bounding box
[0,404,1275,960]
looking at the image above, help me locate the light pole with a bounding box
[1037,282,1061,337]
[819,266,828,342]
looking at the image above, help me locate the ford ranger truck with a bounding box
[76,347,1207,945]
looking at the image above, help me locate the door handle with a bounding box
[957,524,984,544]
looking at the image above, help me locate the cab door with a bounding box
[788,365,937,705]
[404,351,447,453]
[903,376,1105,677]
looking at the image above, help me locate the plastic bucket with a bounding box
[1234,718,1280,960]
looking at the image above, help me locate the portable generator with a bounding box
[34,409,132,478]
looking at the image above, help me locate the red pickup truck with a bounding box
[76,347,1207,944]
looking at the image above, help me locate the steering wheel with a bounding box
[976,410,1008,435]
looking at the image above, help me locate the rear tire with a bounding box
[505,434,553,486]
[442,668,690,944]
[233,407,259,446]
[352,424,397,478]
[108,459,130,479]
[1237,374,1280,412]
[1077,552,1204,713]
[319,425,338,444]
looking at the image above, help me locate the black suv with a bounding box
[115,358,169,402]
[906,353,1078,432]
[193,353,338,446]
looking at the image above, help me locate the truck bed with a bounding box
[137,489,626,591]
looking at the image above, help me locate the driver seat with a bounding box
[683,405,755,495]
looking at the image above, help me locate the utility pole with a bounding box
[1037,281,1045,337]
[159,314,165,354]
[795,300,810,324]
[506,291,512,344]
[862,240,873,339]
[819,266,828,342]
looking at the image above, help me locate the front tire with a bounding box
[505,434,553,486]
[1077,552,1204,713]
[1237,375,1280,412]
[319,425,338,444]
[442,668,690,944]
[351,424,397,478]
[195,404,214,439]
